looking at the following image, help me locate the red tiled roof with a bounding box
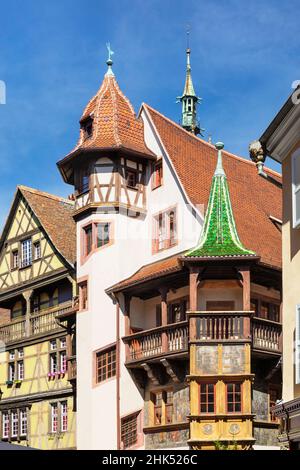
[18,186,76,265]
[144,104,282,270]
[108,104,282,293]
[107,253,183,293]
[66,74,154,160]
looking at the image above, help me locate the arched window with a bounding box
[292,148,300,228]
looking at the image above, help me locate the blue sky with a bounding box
[0,0,298,228]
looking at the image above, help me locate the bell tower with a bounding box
[177,44,202,136]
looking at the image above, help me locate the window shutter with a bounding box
[292,150,300,228]
[296,306,300,385]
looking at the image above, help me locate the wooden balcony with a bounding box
[189,311,252,342]
[67,355,77,382]
[123,321,189,365]
[252,317,282,354]
[0,301,76,345]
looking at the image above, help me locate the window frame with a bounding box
[121,410,142,450]
[152,159,163,190]
[151,389,174,426]
[81,220,114,263]
[33,241,41,260]
[152,206,178,254]
[78,278,88,312]
[93,343,117,386]
[48,337,67,375]
[20,238,32,268]
[11,249,19,270]
[226,382,243,413]
[292,148,300,229]
[199,382,216,414]
[125,168,138,190]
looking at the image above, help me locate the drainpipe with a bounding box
[115,297,121,450]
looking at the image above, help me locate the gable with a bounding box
[143,104,282,270]
[0,192,72,293]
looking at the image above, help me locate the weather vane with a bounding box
[186,24,191,49]
[106,42,114,64]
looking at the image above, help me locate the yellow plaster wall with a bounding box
[282,147,300,401]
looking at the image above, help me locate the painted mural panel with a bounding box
[195,345,218,375]
[222,345,245,374]
[252,389,269,421]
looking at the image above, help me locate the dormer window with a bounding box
[81,116,93,140]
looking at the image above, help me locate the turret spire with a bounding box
[177,41,203,136]
[185,142,256,258]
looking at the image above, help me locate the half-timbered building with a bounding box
[56,48,283,450]
[0,186,77,449]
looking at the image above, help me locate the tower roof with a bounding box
[182,48,197,98]
[58,49,154,183]
[185,142,256,259]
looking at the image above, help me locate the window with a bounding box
[8,362,15,381]
[165,391,173,424]
[152,160,163,189]
[296,305,300,385]
[125,169,138,189]
[292,149,300,228]
[226,383,242,413]
[17,361,24,380]
[1,409,28,440]
[82,221,112,260]
[49,338,67,375]
[153,208,177,253]
[60,401,68,432]
[11,411,18,437]
[8,348,24,382]
[33,241,41,260]
[50,353,58,374]
[96,223,110,248]
[200,383,215,413]
[79,280,88,311]
[95,345,116,384]
[51,403,58,433]
[153,392,163,425]
[168,299,187,324]
[2,412,9,439]
[50,401,68,434]
[152,390,174,425]
[81,116,93,140]
[84,224,93,256]
[12,250,19,269]
[11,300,24,319]
[20,238,32,268]
[20,409,27,437]
[121,412,140,449]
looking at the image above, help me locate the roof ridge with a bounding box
[143,103,281,179]
[18,185,74,205]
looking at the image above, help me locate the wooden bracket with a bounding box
[160,358,184,383]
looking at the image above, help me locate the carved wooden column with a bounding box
[189,267,200,340]
[238,267,251,339]
[124,294,132,361]
[159,287,169,353]
[23,290,33,337]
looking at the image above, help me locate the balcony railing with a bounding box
[189,311,252,342]
[124,321,189,363]
[0,301,76,344]
[252,317,282,353]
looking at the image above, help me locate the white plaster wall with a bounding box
[76,108,203,449]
